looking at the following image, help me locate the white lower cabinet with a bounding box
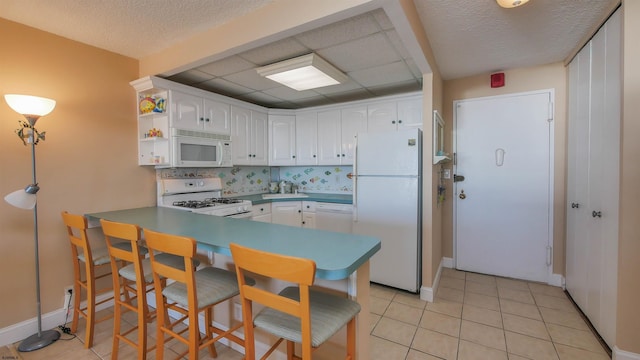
[251,203,271,223]
[271,201,302,227]
[301,201,316,229]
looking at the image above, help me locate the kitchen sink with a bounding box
[261,193,309,199]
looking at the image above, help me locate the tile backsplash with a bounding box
[157,166,353,196]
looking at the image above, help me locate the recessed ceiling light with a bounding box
[496,0,530,8]
[256,53,348,91]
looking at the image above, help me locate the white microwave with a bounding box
[170,129,232,167]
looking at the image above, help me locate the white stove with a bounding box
[157,178,252,219]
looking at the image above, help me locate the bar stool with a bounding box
[61,211,116,348]
[143,229,255,359]
[229,243,361,360]
[102,219,201,359]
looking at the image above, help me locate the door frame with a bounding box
[452,89,555,283]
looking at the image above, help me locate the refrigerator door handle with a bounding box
[353,139,358,222]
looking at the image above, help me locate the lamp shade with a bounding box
[496,0,530,8]
[4,94,56,117]
[4,188,37,210]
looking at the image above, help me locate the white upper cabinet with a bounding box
[341,106,368,164]
[295,111,318,165]
[231,106,267,165]
[317,109,342,165]
[397,98,423,129]
[367,101,397,132]
[269,114,297,166]
[171,90,231,134]
[367,97,422,132]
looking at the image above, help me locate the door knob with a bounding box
[454,174,465,182]
[459,190,466,200]
[592,211,602,218]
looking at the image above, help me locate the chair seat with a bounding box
[163,267,255,308]
[118,253,191,283]
[254,286,361,348]
[78,242,146,266]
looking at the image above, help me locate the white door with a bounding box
[454,91,553,283]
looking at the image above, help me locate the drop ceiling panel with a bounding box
[349,61,416,87]
[197,56,256,76]
[223,68,279,91]
[317,33,401,72]
[294,12,382,50]
[237,38,310,65]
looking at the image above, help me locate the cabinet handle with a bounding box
[205,118,210,122]
[398,120,402,124]
[298,210,301,213]
[341,154,345,157]
[292,155,296,159]
[302,221,306,225]
[592,211,602,218]
[306,205,310,208]
[571,203,579,208]
[199,117,204,122]
[337,154,340,157]
[392,120,396,124]
[313,155,316,158]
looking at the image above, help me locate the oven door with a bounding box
[225,211,253,220]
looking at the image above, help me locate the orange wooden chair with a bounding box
[229,243,361,360]
[143,228,254,359]
[61,211,115,348]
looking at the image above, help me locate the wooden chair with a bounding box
[61,211,116,348]
[143,228,254,359]
[229,243,361,360]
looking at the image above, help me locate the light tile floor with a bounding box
[369,268,610,360]
[13,269,610,360]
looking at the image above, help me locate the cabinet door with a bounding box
[230,105,252,165]
[397,98,423,129]
[317,110,342,165]
[341,106,368,165]
[271,201,301,227]
[302,212,316,229]
[252,203,271,223]
[367,101,397,133]
[269,115,296,166]
[203,98,230,134]
[251,111,269,165]
[171,91,203,131]
[295,112,318,165]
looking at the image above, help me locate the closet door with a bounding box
[565,8,620,348]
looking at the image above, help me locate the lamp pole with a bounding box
[4,94,60,352]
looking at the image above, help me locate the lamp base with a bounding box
[17,329,60,352]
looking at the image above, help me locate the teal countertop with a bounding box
[86,207,379,280]
[233,193,352,205]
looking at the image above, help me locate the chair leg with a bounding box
[71,280,81,334]
[346,317,356,360]
[85,278,96,348]
[205,307,217,358]
[287,340,295,360]
[155,293,166,360]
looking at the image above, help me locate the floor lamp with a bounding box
[4,94,61,352]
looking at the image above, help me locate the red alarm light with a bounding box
[491,72,505,88]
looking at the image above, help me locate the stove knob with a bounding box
[198,180,205,187]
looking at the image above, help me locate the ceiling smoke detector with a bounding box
[496,0,530,8]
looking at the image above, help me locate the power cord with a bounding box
[57,289,76,340]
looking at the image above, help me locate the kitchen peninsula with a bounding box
[86,206,380,359]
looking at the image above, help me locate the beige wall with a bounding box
[441,63,568,275]
[617,1,640,354]
[0,19,155,328]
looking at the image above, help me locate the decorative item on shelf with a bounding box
[3,94,61,352]
[139,96,155,114]
[153,97,165,113]
[139,95,166,114]
[145,128,163,138]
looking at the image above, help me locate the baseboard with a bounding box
[419,257,452,302]
[614,346,640,360]
[0,291,114,347]
[548,273,565,288]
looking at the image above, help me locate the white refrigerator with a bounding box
[353,128,422,292]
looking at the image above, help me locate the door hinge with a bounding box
[546,245,552,266]
[547,102,554,122]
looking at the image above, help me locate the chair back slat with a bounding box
[143,229,195,285]
[230,244,316,285]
